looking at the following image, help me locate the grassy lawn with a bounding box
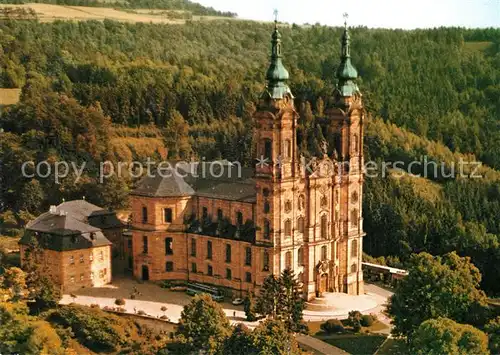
[321,334,386,355]
[376,338,409,355]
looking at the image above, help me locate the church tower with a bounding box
[253,18,305,286]
[326,18,365,295]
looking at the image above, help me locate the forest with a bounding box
[0,15,499,294]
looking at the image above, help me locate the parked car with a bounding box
[232,298,244,305]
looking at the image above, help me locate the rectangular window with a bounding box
[164,208,173,223]
[143,236,148,254]
[191,263,197,273]
[70,276,75,283]
[236,212,243,226]
[89,254,93,261]
[166,261,174,272]
[191,238,196,257]
[264,139,272,160]
[207,264,213,276]
[217,208,223,221]
[246,272,252,283]
[80,274,84,281]
[69,256,75,265]
[263,251,270,271]
[127,239,132,249]
[142,206,148,223]
[207,241,212,260]
[90,272,94,280]
[225,244,231,263]
[79,254,84,263]
[226,268,232,280]
[202,207,208,219]
[165,237,173,255]
[245,247,252,266]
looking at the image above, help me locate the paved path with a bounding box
[60,294,257,327]
[295,334,347,355]
[62,279,393,328]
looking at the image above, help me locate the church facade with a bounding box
[130,21,365,300]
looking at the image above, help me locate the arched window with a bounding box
[284,200,292,213]
[284,220,292,237]
[264,201,270,214]
[263,250,270,271]
[165,237,173,255]
[142,206,148,223]
[298,195,305,210]
[351,209,359,227]
[217,208,223,221]
[236,211,243,226]
[320,215,328,239]
[297,217,305,234]
[298,247,304,266]
[263,219,270,240]
[351,263,357,273]
[285,251,292,269]
[351,239,358,258]
[321,245,327,260]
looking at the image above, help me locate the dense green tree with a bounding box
[21,239,61,311]
[388,252,488,338]
[222,323,256,355]
[411,317,489,355]
[485,316,500,354]
[277,268,305,332]
[243,292,257,322]
[256,274,280,319]
[176,293,232,354]
[251,319,301,355]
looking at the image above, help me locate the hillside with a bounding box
[0,0,236,16]
[0,3,238,23]
[0,17,499,294]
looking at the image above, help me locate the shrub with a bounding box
[161,280,171,288]
[320,319,344,334]
[348,310,363,333]
[137,310,147,316]
[161,306,167,312]
[160,315,169,320]
[130,294,136,299]
[115,298,126,306]
[47,304,137,352]
[361,314,375,327]
[90,304,100,309]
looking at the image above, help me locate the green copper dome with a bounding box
[262,23,293,100]
[336,25,359,97]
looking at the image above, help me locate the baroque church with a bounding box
[130,20,365,300]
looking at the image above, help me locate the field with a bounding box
[0,88,21,106]
[0,3,236,23]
